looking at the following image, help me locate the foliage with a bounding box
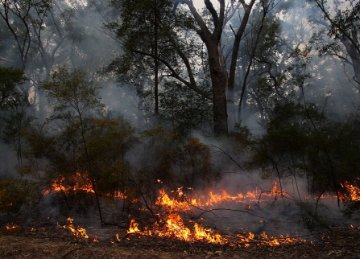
[0,67,26,110]
[0,178,40,218]
[159,82,212,134]
[42,67,104,118]
[252,102,360,194]
[135,128,216,192]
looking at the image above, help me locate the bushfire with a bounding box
[61,217,89,239]
[42,173,360,247]
[340,181,360,202]
[123,188,304,247]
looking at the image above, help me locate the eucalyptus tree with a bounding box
[0,0,52,69]
[110,0,277,135]
[312,0,360,88]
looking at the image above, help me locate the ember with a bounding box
[4,223,20,232]
[341,181,360,202]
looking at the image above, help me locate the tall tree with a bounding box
[171,0,260,134]
[313,0,360,87]
[110,0,274,135]
[0,0,51,69]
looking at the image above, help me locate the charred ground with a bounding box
[1,225,360,258]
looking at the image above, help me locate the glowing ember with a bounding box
[61,217,89,239]
[4,223,20,232]
[271,181,283,196]
[113,191,128,199]
[341,181,360,202]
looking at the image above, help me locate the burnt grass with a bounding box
[0,224,360,258]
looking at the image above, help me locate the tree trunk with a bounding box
[342,37,360,86]
[154,0,159,115]
[208,44,228,135]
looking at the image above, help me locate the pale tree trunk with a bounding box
[342,37,360,86]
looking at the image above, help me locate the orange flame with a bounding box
[341,181,360,202]
[61,217,89,239]
[127,214,225,244]
[43,173,94,195]
[127,219,140,234]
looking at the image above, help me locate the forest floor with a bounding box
[0,226,360,258]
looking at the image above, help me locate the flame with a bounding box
[43,175,351,247]
[127,219,140,234]
[127,215,225,244]
[124,187,307,247]
[4,223,20,232]
[341,181,360,202]
[43,172,94,195]
[113,191,128,199]
[193,223,224,244]
[155,183,284,211]
[61,217,89,239]
[43,173,132,201]
[155,189,191,211]
[271,181,283,196]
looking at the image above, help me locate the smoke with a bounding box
[0,0,359,242]
[279,0,360,117]
[99,81,149,129]
[191,173,360,236]
[0,142,17,178]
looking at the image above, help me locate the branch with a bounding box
[315,0,360,55]
[228,0,256,93]
[132,49,211,99]
[204,0,219,27]
[185,1,212,42]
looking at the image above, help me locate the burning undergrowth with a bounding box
[20,171,358,249]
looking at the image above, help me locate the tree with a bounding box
[0,67,26,110]
[110,0,276,135]
[312,0,360,87]
[42,67,106,222]
[0,66,31,166]
[0,0,51,69]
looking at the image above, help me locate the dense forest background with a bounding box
[0,0,359,225]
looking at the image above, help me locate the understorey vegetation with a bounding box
[0,0,359,251]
